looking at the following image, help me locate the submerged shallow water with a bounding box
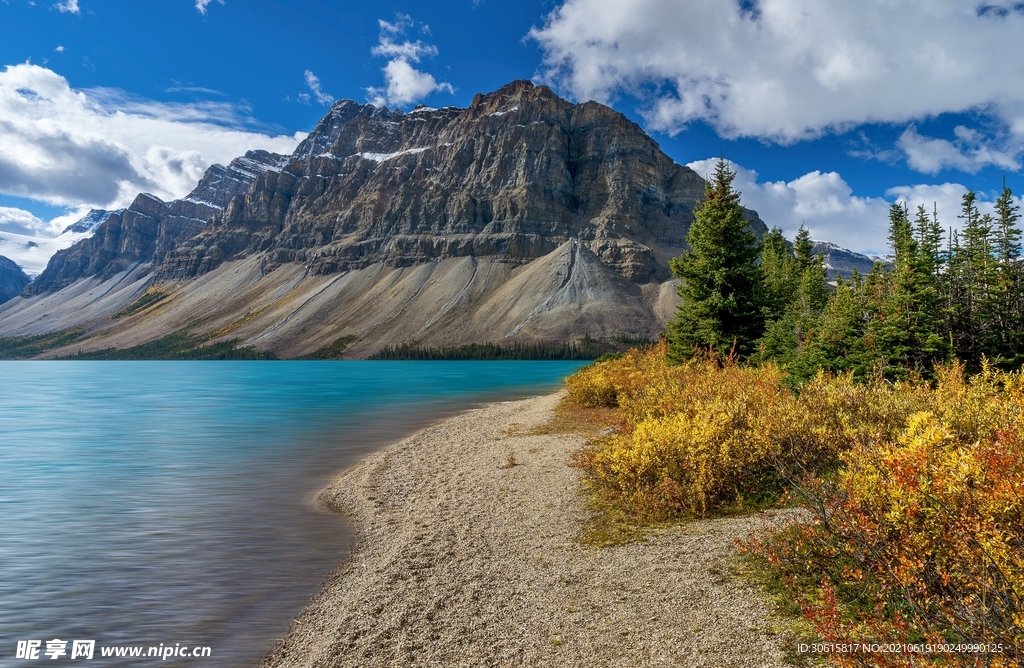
[0,361,585,667]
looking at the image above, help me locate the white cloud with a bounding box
[367,59,455,108]
[531,0,1024,162]
[54,46,65,53]
[371,37,438,62]
[54,0,78,13]
[688,158,893,255]
[302,70,333,106]
[366,14,454,108]
[379,14,414,35]
[0,206,48,236]
[897,125,1021,174]
[0,63,303,211]
[195,0,223,16]
[687,158,1023,256]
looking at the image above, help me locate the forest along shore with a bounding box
[263,392,794,668]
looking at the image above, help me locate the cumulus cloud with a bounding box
[531,0,1024,167]
[300,70,333,106]
[0,63,303,211]
[0,206,48,236]
[688,158,893,255]
[195,0,224,15]
[366,14,454,108]
[54,0,78,13]
[687,158,1022,256]
[897,125,1021,174]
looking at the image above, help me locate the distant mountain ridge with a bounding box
[1,80,770,359]
[0,256,30,304]
[25,151,289,295]
[811,241,883,279]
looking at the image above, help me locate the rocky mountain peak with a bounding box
[8,81,773,359]
[159,80,755,283]
[292,100,404,162]
[62,209,120,235]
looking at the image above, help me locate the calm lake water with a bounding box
[0,361,585,667]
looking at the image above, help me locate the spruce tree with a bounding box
[667,159,764,362]
[796,271,870,380]
[759,227,798,321]
[991,182,1024,367]
[867,204,947,378]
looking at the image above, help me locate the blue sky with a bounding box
[2,0,1024,263]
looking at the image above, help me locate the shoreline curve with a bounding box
[262,391,793,668]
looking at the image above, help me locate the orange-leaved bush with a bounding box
[747,363,1024,666]
[566,350,1024,660]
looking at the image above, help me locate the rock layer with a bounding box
[4,81,769,356]
[25,151,288,295]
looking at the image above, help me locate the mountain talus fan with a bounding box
[0,82,772,359]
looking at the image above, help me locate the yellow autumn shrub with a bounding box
[748,363,1024,665]
[568,348,1024,659]
[573,349,799,518]
[564,344,664,408]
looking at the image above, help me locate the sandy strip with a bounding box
[263,392,795,668]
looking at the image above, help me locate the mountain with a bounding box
[24,151,289,296]
[0,256,30,304]
[62,209,121,235]
[811,241,883,279]
[0,80,768,358]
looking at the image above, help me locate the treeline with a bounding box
[0,329,85,359]
[62,331,277,360]
[369,337,607,360]
[668,159,1024,381]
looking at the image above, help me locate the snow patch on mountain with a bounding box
[358,147,431,162]
[0,228,95,277]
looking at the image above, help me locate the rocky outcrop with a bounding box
[62,209,119,235]
[161,80,765,284]
[6,80,772,356]
[0,256,30,303]
[25,151,288,295]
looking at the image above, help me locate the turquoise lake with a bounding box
[0,361,585,667]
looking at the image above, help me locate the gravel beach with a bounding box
[263,392,796,668]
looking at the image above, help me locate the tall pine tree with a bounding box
[667,159,765,363]
[991,182,1024,367]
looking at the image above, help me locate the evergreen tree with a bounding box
[759,227,798,322]
[991,182,1024,368]
[795,271,871,380]
[793,225,830,316]
[953,191,997,366]
[994,181,1022,264]
[667,159,765,362]
[867,204,947,378]
[755,225,829,369]
[793,225,815,270]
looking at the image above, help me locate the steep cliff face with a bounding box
[162,80,764,283]
[0,256,30,303]
[25,151,288,295]
[5,81,770,357]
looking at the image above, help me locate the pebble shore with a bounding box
[263,392,795,667]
